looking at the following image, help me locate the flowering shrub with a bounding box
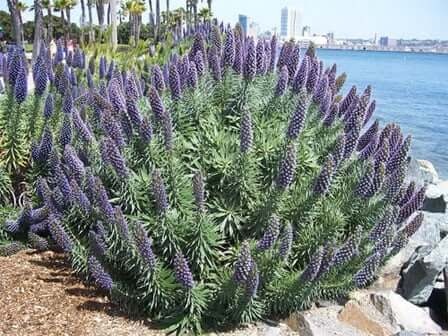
[0,23,425,334]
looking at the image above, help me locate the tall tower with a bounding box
[281,7,303,40]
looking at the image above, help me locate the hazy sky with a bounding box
[2,0,447,40]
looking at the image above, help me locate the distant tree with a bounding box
[198,7,211,23]
[32,0,44,64]
[110,0,118,49]
[7,0,24,46]
[0,11,13,42]
[42,0,53,41]
[87,0,94,42]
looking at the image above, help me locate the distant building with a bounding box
[238,14,259,38]
[379,36,398,47]
[280,7,302,40]
[326,32,335,44]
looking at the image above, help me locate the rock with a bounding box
[338,300,395,336]
[393,332,425,336]
[376,210,442,290]
[285,306,367,336]
[423,181,448,213]
[407,159,439,186]
[400,235,448,305]
[369,291,442,334]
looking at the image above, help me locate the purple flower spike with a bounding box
[363,100,376,126]
[151,65,166,93]
[244,38,257,81]
[193,171,205,213]
[397,187,426,224]
[275,66,289,97]
[386,135,411,175]
[277,42,292,70]
[287,45,300,81]
[368,206,398,242]
[48,215,73,253]
[33,55,48,96]
[343,122,361,159]
[306,58,319,94]
[287,95,309,140]
[403,212,424,238]
[14,64,27,104]
[101,109,125,148]
[233,38,243,74]
[300,246,324,283]
[399,182,416,207]
[256,40,266,75]
[223,30,235,68]
[233,241,253,285]
[88,255,113,291]
[99,56,106,79]
[269,34,278,72]
[63,145,85,181]
[357,120,379,152]
[44,93,54,119]
[89,230,107,258]
[210,51,222,81]
[39,126,53,162]
[187,61,198,88]
[211,25,223,55]
[169,64,182,101]
[257,215,281,251]
[100,137,129,178]
[73,109,93,143]
[245,263,259,298]
[133,222,156,270]
[353,253,381,288]
[114,207,130,240]
[152,169,169,214]
[332,135,346,166]
[240,109,253,153]
[339,86,357,115]
[139,117,153,144]
[278,223,293,260]
[148,86,166,122]
[292,57,309,94]
[174,252,194,289]
[332,235,359,267]
[277,144,297,189]
[356,163,374,198]
[194,52,205,77]
[60,113,72,147]
[313,75,329,105]
[314,156,335,195]
[323,103,339,127]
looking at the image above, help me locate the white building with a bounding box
[280,7,302,40]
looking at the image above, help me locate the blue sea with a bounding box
[316,49,448,179]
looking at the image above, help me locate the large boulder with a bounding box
[400,235,448,305]
[423,182,448,213]
[285,306,368,336]
[369,291,442,334]
[406,159,439,186]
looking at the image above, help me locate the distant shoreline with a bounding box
[318,46,448,56]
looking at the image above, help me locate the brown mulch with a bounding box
[0,250,164,336]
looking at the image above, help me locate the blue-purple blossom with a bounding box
[133,222,156,269]
[223,30,235,68]
[63,145,86,181]
[243,38,256,81]
[353,253,381,288]
[277,144,297,189]
[292,57,309,94]
[33,55,48,96]
[300,246,324,283]
[88,255,113,291]
[148,86,166,122]
[396,187,426,224]
[278,223,293,260]
[100,137,129,178]
[287,95,309,140]
[240,109,253,153]
[48,215,73,253]
[257,215,281,251]
[275,66,289,97]
[174,252,194,289]
[339,86,357,115]
[314,156,335,195]
[39,125,53,162]
[323,103,339,127]
[60,113,72,146]
[269,34,278,72]
[44,93,54,119]
[233,241,253,285]
[256,40,266,75]
[14,64,27,104]
[152,169,169,214]
[169,63,182,100]
[151,65,166,93]
[305,58,319,94]
[357,120,379,152]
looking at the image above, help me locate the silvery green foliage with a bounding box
[3,25,422,335]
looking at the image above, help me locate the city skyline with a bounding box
[1,0,447,40]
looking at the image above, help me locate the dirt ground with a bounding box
[0,250,165,336]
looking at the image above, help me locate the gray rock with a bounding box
[400,235,448,305]
[406,159,439,186]
[369,290,442,334]
[393,332,425,336]
[285,306,367,336]
[423,182,448,213]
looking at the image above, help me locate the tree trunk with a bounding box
[207,0,211,11]
[107,2,110,26]
[135,15,141,46]
[32,0,44,65]
[80,0,86,44]
[148,0,154,27]
[110,0,117,50]
[7,0,23,46]
[155,0,160,42]
[47,7,53,42]
[166,0,169,13]
[66,8,71,41]
[96,1,105,31]
[87,0,95,42]
[193,1,197,26]
[61,10,68,47]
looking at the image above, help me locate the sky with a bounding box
[1,0,447,40]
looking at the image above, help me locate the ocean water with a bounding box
[316,49,448,179]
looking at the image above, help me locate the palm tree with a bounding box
[87,0,95,42]
[110,0,118,49]
[32,0,44,64]
[42,0,53,42]
[198,7,210,23]
[79,0,86,43]
[118,1,128,24]
[54,0,75,46]
[96,0,106,31]
[155,0,160,42]
[148,0,154,27]
[16,1,29,44]
[6,0,23,46]
[126,0,145,45]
